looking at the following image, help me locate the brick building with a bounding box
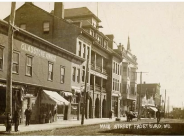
[114,37,138,115]
[0,19,84,123]
[4,2,125,118]
[137,83,161,118]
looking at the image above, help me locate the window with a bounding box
[20,24,26,30]
[91,30,94,37]
[60,66,65,83]
[113,78,115,90]
[48,62,53,81]
[13,52,19,74]
[43,22,49,33]
[82,66,85,82]
[123,84,127,93]
[113,62,115,73]
[116,63,117,74]
[26,55,33,76]
[0,47,3,70]
[72,67,76,82]
[77,68,80,83]
[131,86,135,94]
[87,47,90,59]
[78,41,81,57]
[123,67,127,76]
[104,40,108,48]
[83,44,86,58]
[117,80,119,91]
[117,64,119,75]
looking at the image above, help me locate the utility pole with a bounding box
[81,59,89,125]
[164,89,166,118]
[135,72,148,120]
[6,2,16,131]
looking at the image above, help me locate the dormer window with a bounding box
[43,22,50,33]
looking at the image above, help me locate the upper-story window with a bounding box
[104,40,108,48]
[98,36,103,45]
[0,47,3,70]
[91,30,95,37]
[43,22,50,33]
[83,44,86,58]
[78,41,82,57]
[48,62,53,81]
[82,66,85,82]
[26,55,33,76]
[20,24,26,30]
[92,18,97,28]
[113,62,115,73]
[77,68,80,83]
[123,66,127,76]
[13,51,19,74]
[72,67,76,82]
[87,47,90,60]
[60,66,65,84]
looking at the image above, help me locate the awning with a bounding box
[42,90,69,105]
[149,107,158,112]
[112,93,121,97]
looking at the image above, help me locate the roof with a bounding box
[64,7,101,22]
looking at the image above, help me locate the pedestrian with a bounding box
[109,110,112,119]
[6,112,12,133]
[25,105,32,126]
[13,108,20,132]
[156,109,161,124]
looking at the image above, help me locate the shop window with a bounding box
[60,66,65,83]
[26,55,33,76]
[13,51,19,74]
[48,62,53,81]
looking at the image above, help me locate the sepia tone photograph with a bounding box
[0,1,184,136]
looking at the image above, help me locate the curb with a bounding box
[0,118,126,135]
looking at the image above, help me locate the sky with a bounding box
[0,1,184,110]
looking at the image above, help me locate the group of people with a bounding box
[6,105,32,132]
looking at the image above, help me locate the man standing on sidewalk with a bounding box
[156,109,161,124]
[25,105,32,126]
[13,108,20,132]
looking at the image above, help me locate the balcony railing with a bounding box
[90,85,106,92]
[96,65,102,72]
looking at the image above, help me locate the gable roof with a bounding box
[64,7,101,22]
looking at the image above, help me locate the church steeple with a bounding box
[127,36,131,52]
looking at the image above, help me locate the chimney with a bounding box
[25,2,33,5]
[54,2,64,19]
[106,34,114,49]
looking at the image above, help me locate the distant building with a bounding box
[137,83,161,118]
[114,37,138,115]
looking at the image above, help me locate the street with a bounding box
[1,118,183,136]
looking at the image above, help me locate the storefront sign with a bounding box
[21,43,56,62]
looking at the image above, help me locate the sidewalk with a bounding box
[0,117,126,135]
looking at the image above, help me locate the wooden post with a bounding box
[6,2,16,131]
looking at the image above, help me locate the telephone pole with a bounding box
[164,89,166,118]
[135,71,148,120]
[81,59,89,125]
[6,2,16,131]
